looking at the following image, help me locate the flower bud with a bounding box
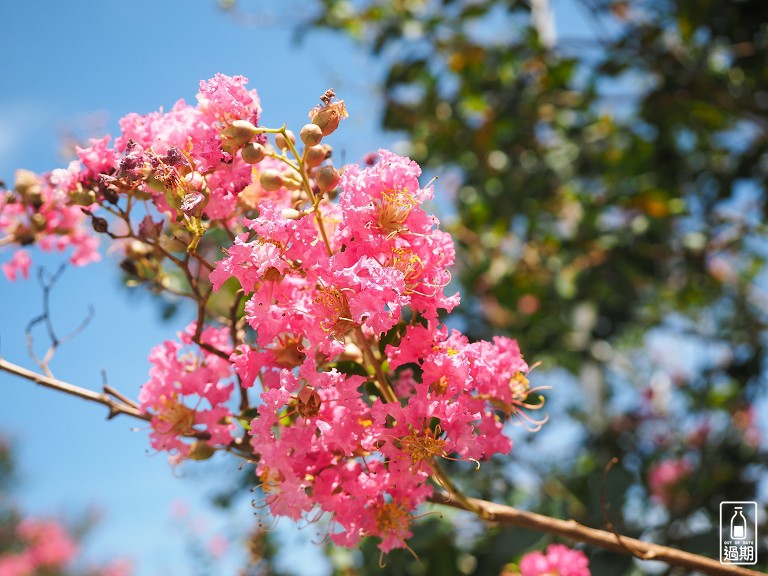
[30,213,47,232]
[125,240,151,260]
[180,191,206,217]
[184,172,206,191]
[263,266,284,282]
[70,187,97,207]
[241,142,266,164]
[311,100,348,136]
[275,130,296,151]
[138,215,162,240]
[102,186,119,205]
[220,120,258,151]
[14,170,42,204]
[300,123,323,147]
[188,441,216,461]
[305,144,330,168]
[281,208,301,220]
[91,216,109,234]
[119,258,139,277]
[260,169,285,192]
[340,342,363,363]
[315,166,340,194]
[282,175,303,191]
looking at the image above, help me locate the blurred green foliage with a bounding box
[299,0,768,573]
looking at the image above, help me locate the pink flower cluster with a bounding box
[0,73,264,278]
[0,517,134,576]
[518,544,591,576]
[138,322,236,463]
[209,151,543,550]
[111,73,262,220]
[0,518,77,576]
[0,165,100,281]
[648,457,692,507]
[1,74,548,554]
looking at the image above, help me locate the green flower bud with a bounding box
[70,187,97,207]
[188,441,216,461]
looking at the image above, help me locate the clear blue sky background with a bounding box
[0,2,595,575]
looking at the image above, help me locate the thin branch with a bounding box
[600,457,655,560]
[102,369,141,410]
[0,358,254,455]
[2,353,760,575]
[25,265,95,377]
[0,358,149,421]
[431,493,764,576]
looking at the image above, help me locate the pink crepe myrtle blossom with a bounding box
[138,322,236,460]
[518,544,591,576]
[98,558,134,576]
[1,249,31,281]
[0,518,78,576]
[0,169,100,279]
[1,74,550,556]
[648,457,693,508]
[0,517,134,576]
[208,143,545,553]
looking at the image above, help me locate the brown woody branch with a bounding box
[431,492,764,576]
[2,357,762,575]
[0,358,149,421]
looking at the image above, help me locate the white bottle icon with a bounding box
[731,507,747,540]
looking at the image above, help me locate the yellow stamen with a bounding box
[375,501,411,536]
[375,188,418,236]
[155,394,195,435]
[387,248,423,293]
[400,426,446,469]
[314,287,356,339]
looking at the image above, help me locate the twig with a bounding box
[600,457,655,560]
[25,265,95,377]
[431,493,765,576]
[102,369,141,410]
[0,358,149,421]
[2,354,761,575]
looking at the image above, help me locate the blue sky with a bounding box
[0,2,599,575]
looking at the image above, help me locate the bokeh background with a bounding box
[1,1,767,574]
